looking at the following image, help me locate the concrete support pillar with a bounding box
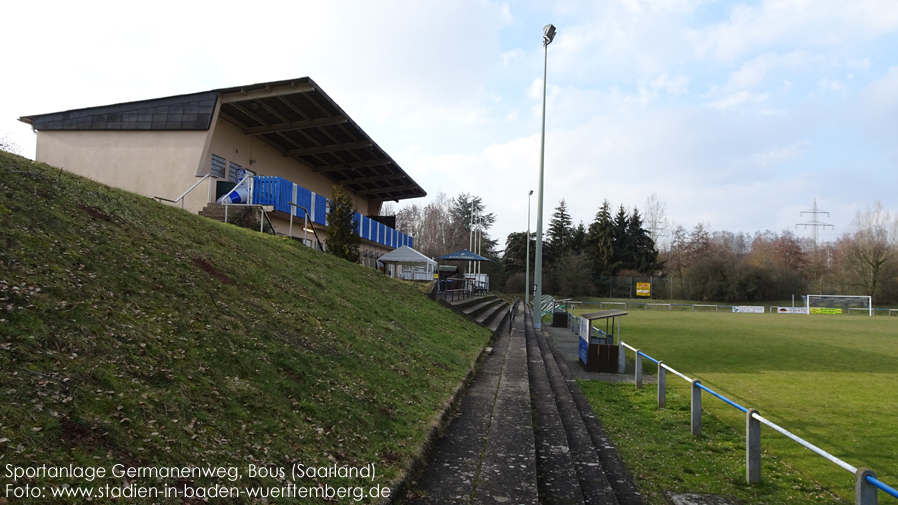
[691,379,702,436]
[635,350,643,389]
[618,343,626,374]
[856,468,878,505]
[657,362,666,408]
[746,408,761,484]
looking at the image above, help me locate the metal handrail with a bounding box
[288,202,324,251]
[154,173,213,209]
[868,476,898,499]
[509,298,521,335]
[616,339,897,502]
[750,411,856,473]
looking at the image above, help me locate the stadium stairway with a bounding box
[440,294,513,337]
[404,302,643,505]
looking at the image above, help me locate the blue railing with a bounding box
[252,176,413,249]
[615,341,896,503]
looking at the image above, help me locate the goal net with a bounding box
[804,295,873,316]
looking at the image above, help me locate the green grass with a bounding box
[579,381,843,505]
[575,309,898,502]
[0,150,492,503]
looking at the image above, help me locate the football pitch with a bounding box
[571,308,898,501]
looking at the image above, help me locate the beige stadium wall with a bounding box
[205,119,378,216]
[34,129,213,212]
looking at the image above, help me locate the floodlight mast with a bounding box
[526,189,533,308]
[533,23,556,329]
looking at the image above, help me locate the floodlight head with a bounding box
[543,24,556,46]
[529,190,534,196]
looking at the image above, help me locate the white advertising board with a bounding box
[777,307,809,314]
[733,306,765,313]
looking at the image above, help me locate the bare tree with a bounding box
[379,202,396,216]
[839,202,898,300]
[643,192,669,251]
[0,134,22,155]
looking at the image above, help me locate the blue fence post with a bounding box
[856,468,878,505]
[657,361,666,408]
[746,408,761,484]
[691,379,702,436]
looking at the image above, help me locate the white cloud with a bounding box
[706,90,770,110]
[500,49,526,67]
[688,0,898,63]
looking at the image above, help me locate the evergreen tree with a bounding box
[586,200,616,275]
[503,231,533,275]
[326,184,361,263]
[450,193,496,235]
[611,205,630,271]
[626,207,662,273]
[546,199,573,265]
[571,222,587,254]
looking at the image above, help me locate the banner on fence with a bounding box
[811,307,842,315]
[636,282,651,297]
[733,306,765,313]
[777,307,809,314]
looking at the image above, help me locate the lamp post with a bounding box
[533,23,556,329]
[526,189,533,307]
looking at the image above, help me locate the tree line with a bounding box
[502,199,661,296]
[386,192,898,304]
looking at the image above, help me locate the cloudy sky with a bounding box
[3,0,897,249]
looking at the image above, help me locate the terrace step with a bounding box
[529,309,619,505]
[406,307,537,504]
[536,321,644,505]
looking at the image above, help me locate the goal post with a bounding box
[804,295,873,316]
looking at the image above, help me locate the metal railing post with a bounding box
[746,409,761,484]
[691,379,702,436]
[618,342,626,374]
[856,468,878,505]
[657,361,666,408]
[635,350,643,389]
[857,469,879,505]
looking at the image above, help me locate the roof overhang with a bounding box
[20,77,427,203]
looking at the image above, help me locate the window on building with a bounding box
[211,154,226,178]
[228,162,243,183]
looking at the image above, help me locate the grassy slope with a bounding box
[0,150,492,502]
[580,309,897,502]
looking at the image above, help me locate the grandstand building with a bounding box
[19,77,426,266]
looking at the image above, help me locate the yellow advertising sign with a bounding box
[810,308,843,315]
[636,282,651,297]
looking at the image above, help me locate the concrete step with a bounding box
[532,316,619,505]
[525,305,588,504]
[463,297,503,320]
[484,305,511,335]
[472,309,537,504]
[447,294,499,312]
[539,326,644,505]
[198,203,228,222]
[406,309,537,504]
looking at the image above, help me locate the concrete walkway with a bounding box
[404,305,644,505]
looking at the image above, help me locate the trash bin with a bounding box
[552,311,568,327]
